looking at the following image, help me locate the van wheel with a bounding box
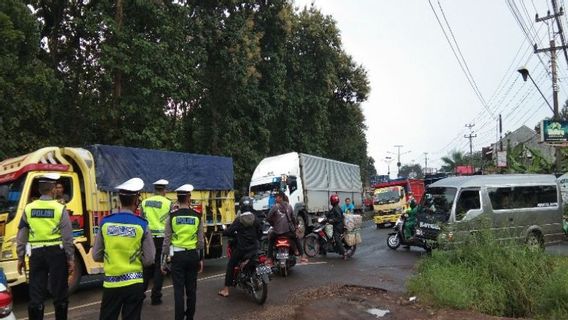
[526,231,544,251]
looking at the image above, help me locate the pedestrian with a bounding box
[141,179,172,305]
[92,177,155,320]
[17,173,75,320]
[161,184,204,320]
[265,192,308,266]
[341,197,355,214]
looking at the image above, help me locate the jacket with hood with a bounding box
[223,211,262,254]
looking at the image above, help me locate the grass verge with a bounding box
[407,232,568,319]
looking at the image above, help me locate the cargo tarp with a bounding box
[87,145,234,192]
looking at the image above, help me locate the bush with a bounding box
[407,231,568,319]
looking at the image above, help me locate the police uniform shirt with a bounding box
[92,209,156,267]
[162,207,204,256]
[16,195,75,262]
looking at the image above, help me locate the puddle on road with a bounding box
[366,308,390,318]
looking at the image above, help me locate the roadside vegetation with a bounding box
[407,232,568,319]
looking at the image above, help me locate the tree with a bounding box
[0,0,62,159]
[398,164,424,179]
[440,151,467,173]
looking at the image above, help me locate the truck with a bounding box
[373,178,424,228]
[249,152,363,238]
[0,145,235,291]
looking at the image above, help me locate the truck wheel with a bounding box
[296,215,306,239]
[68,258,83,294]
[376,223,382,229]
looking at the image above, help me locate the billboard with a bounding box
[541,120,568,143]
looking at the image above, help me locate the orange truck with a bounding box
[372,179,424,228]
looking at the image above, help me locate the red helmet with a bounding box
[330,194,340,206]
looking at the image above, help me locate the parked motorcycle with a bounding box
[303,217,357,258]
[227,244,272,305]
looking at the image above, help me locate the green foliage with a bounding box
[398,163,423,178]
[3,1,371,192]
[408,231,568,319]
[506,142,553,174]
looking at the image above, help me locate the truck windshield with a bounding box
[423,187,457,214]
[374,188,400,204]
[0,176,26,221]
[250,183,275,201]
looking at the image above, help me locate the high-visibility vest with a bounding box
[24,199,64,246]
[170,208,200,250]
[100,213,147,288]
[142,195,172,237]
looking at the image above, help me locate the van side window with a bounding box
[455,189,481,221]
[488,186,557,209]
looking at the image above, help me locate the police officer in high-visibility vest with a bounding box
[161,184,204,320]
[17,173,75,320]
[92,178,155,320]
[141,179,172,305]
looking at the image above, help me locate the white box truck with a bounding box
[249,152,363,237]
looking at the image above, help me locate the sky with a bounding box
[294,0,568,177]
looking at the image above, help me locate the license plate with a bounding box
[256,265,272,275]
[276,252,289,260]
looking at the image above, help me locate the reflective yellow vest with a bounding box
[170,208,200,250]
[24,199,64,246]
[100,213,147,288]
[142,195,172,237]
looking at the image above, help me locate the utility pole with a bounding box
[392,145,411,177]
[423,152,429,174]
[464,123,477,158]
[535,2,568,173]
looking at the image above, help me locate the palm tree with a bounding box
[440,150,466,173]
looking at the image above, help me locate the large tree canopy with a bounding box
[3,1,371,191]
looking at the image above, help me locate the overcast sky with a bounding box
[294,0,568,176]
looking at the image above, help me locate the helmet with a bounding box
[409,199,417,209]
[330,194,340,206]
[240,196,253,212]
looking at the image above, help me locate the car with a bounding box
[0,270,16,320]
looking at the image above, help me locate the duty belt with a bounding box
[104,272,143,283]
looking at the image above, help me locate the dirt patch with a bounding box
[234,284,522,320]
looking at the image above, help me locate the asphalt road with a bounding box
[12,221,426,319]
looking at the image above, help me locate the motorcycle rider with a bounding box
[218,197,262,297]
[265,192,308,266]
[403,199,418,240]
[326,194,347,259]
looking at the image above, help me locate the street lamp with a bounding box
[517,67,555,114]
[384,156,393,176]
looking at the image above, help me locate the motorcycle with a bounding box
[386,212,440,252]
[270,234,296,277]
[226,243,272,305]
[303,217,357,258]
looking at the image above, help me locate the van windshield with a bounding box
[423,187,457,215]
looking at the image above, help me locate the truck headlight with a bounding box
[1,237,15,260]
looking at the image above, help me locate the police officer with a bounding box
[92,178,156,320]
[17,173,75,320]
[141,179,172,305]
[161,184,204,320]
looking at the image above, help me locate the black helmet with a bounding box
[240,196,253,212]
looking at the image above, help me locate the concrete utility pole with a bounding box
[392,145,411,177]
[464,123,477,159]
[535,1,568,172]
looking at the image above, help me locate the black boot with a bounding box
[28,304,44,320]
[54,302,68,320]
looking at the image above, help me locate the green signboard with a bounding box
[541,120,568,143]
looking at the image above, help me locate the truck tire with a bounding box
[68,258,83,294]
[296,215,306,239]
